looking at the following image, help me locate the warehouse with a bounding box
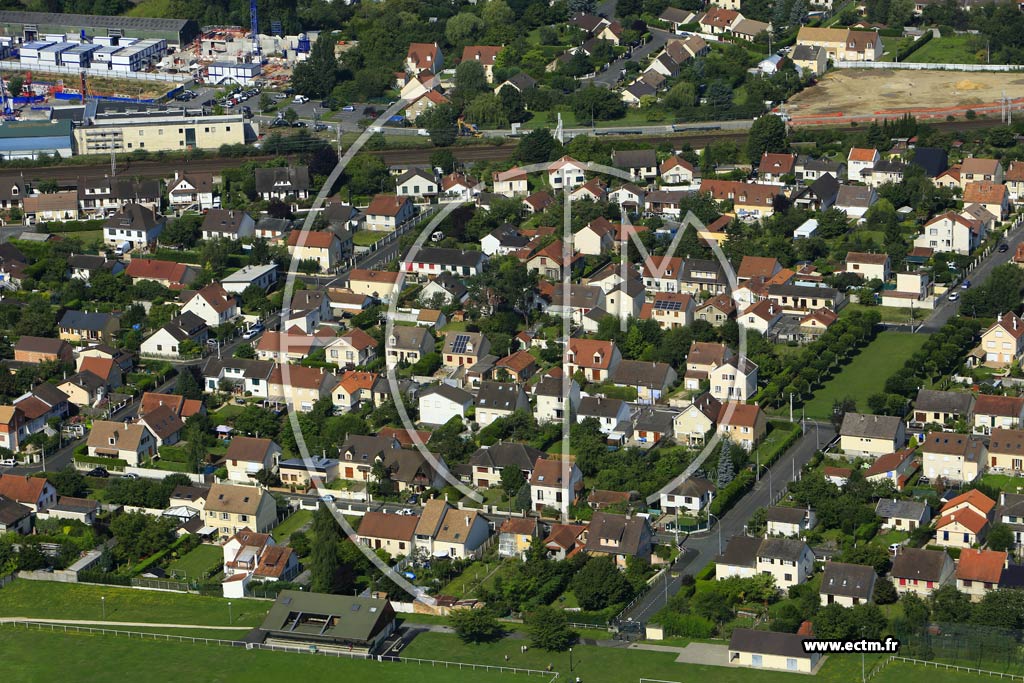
[72,104,248,154]
[0,120,73,160]
[0,11,198,49]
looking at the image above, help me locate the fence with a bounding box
[833,61,1024,72]
[2,621,558,679]
[888,657,1024,680]
[0,60,191,83]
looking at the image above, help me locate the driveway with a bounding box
[629,642,732,666]
[592,28,673,89]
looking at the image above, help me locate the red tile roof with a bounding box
[956,548,1006,583]
[848,147,878,162]
[287,230,336,249]
[940,489,996,516]
[974,393,1024,418]
[0,474,48,505]
[366,194,412,217]
[125,258,190,283]
[936,507,988,535]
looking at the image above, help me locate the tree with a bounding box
[419,103,459,147]
[175,368,203,400]
[498,86,527,123]
[500,465,526,499]
[930,583,972,623]
[572,86,626,124]
[455,60,489,103]
[525,606,574,651]
[344,154,391,195]
[291,30,338,98]
[987,523,1014,552]
[717,440,735,487]
[830,396,857,431]
[450,608,504,643]
[516,128,560,163]
[571,557,634,610]
[747,114,788,163]
[663,81,696,111]
[8,75,23,98]
[446,13,485,47]
[47,468,88,497]
[110,512,176,563]
[465,93,510,129]
[568,0,597,11]
[282,107,299,124]
[309,505,343,593]
[873,578,898,605]
[430,149,456,174]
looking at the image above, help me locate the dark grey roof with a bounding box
[59,310,115,331]
[0,495,30,526]
[873,159,907,174]
[324,202,361,226]
[476,382,524,411]
[875,498,928,520]
[670,476,715,498]
[836,185,875,207]
[395,168,435,186]
[578,396,626,419]
[766,506,811,525]
[170,485,210,503]
[202,208,252,234]
[342,434,395,461]
[623,81,657,100]
[584,511,652,557]
[533,373,569,398]
[716,535,761,568]
[201,357,273,380]
[633,408,676,434]
[503,72,537,91]
[682,258,725,285]
[68,254,119,272]
[801,172,839,201]
[468,443,545,471]
[798,155,843,173]
[791,44,824,61]
[840,412,903,439]
[0,10,195,33]
[255,166,310,195]
[821,561,877,600]
[999,563,1024,589]
[419,383,473,405]
[998,492,1024,525]
[612,149,657,169]
[388,326,431,352]
[757,537,810,562]
[60,370,105,392]
[612,360,675,389]
[891,547,950,582]
[102,203,162,231]
[487,224,530,249]
[914,389,973,416]
[911,147,948,178]
[429,272,467,299]
[32,382,68,407]
[262,590,394,645]
[729,628,812,659]
[112,179,160,202]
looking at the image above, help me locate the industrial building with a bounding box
[0,119,73,160]
[71,104,248,154]
[208,61,262,86]
[19,36,167,72]
[0,11,198,49]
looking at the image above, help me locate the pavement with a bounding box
[591,28,673,89]
[620,420,836,626]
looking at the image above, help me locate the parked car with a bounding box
[961,279,971,289]
[292,121,307,128]
[999,243,1010,253]
[124,473,140,480]
[270,118,291,127]
[242,323,264,340]
[293,95,309,104]
[313,123,327,132]
[0,457,15,467]
[342,104,356,112]
[87,467,109,478]
[320,494,335,503]
[948,292,959,301]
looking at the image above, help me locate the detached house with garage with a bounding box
[875,498,930,531]
[182,283,238,328]
[585,511,654,568]
[548,156,587,190]
[611,149,658,182]
[200,209,255,241]
[167,171,215,211]
[223,437,281,484]
[86,420,156,467]
[467,443,545,489]
[413,498,490,560]
[365,194,416,232]
[659,477,715,514]
[564,339,621,382]
[205,483,277,535]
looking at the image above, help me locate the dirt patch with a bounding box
[788,69,1024,119]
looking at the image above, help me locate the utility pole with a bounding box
[789,392,794,422]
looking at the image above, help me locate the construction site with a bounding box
[788,69,1024,125]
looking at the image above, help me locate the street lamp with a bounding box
[228,601,233,625]
[708,511,722,555]
[101,596,105,619]
[757,462,773,503]
[569,647,574,672]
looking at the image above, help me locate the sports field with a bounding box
[801,332,928,420]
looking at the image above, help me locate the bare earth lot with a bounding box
[789,69,1024,120]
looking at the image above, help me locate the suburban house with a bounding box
[766,507,817,538]
[255,166,310,201]
[717,402,767,451]
[728,629,820,674]
[418,384,474,426]
[565,338,621,382]
[715,535,762,580]
[0,497,32,534]
[875,498,930,531]
[584,511,654,568]
[611,360,677,404]
[973,394,1024,435]
[956,549,1007,601]
[498,517,538,560]
[864,449,918,491]
[385,326,433,365]
[548,156,587,190]
[467,443,546,489]
[0,474,57,511]
[13,336,72,365]
[167,171,216,211]
[403,247,485,279]
[921,431,986,483]
[988,428,1024,474]
[820,562,877,607]
[200,208,255,241]
[756,537,816,589]
[915,212,983,255]
[659,477,716,514]
[58,310,119,345]
[709,358,758,403]
[911,389,975,430]
[102,203,165,249]
[204,483,277,535]
[138,404,185,447]
[287,230,343,273]
[533,369,580,424]
[673,393,721,446]
[839,413,906,458]
[413,498,491,560]
[892,547,955,597]
[181,283,238,328]
[365,194,416,232]
[259,591,396,655]
[845,252,891,282]
[492,167,529,196]
[356,511,419,558]
[86,420,156,467]
[125,259,198,289]
[530,458,583,515]
[980,312,1024,368]
[347,269,400,301]
[441,330,491,369]
[611,149,658,181]
[577,396,632,438]
[934,489,995,549]
[223,437,281,484]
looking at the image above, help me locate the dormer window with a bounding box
[108,437,116,446]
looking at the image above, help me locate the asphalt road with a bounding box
[621,421,837,626]
[592,28,672,89]
[919,215,1024,332]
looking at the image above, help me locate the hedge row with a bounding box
[37,219,104,234]
[897,30,933,61]
[755,421,802,470]
[709,469,755,517]
[74,454,127,471]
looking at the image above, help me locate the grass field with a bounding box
[167,544,223,581]
[273,509,313,540]
[0,629,528,683]
[841,303,925,324]
[801,332,929,420]
[0,581,267,627]
[353,230,388,246]
[979,473,1024,493]
[907,35,982,64]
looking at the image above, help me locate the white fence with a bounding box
[834,61,1024,72]
[124,466,208,484]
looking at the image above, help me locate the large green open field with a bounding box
[0,580,268,627]
[0,629,529,683]
[800,332,929,420]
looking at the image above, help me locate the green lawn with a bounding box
[979,473,1024,493]
[0,581,267,627]
[802,332,929,420]
[211,403,245,426]
[0,629,527,683]
[273,509,313,540]
[167,544,223,580]
[353,230,387,247]
[841,303,926,324]
[441,560,518,599]
[907,34,982,64]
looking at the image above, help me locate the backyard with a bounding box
[166,544,223,581]
[272,509,313,540]
[801,332,929,420]
[907,34,983,64]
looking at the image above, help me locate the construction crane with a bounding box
[250,0,261,62]
[457,116,482,138]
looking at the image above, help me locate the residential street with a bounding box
[620,421,837,627]
[591,28,674,89]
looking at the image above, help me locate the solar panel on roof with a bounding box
[451,334,470,354]
[654,299,683,311]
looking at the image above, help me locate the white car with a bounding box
[416,128,430,137]
[293,95,309,104]
[948,292,959,301]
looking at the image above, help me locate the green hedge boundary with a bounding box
[897,30,933,61]
[37,219,105,234]
[74,454,128,471]
[709,469,755,517]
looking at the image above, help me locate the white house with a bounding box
[548,156,587,191]
[529,458,582,515]
[418,384,474,425]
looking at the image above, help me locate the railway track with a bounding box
[3,117,1006,181]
